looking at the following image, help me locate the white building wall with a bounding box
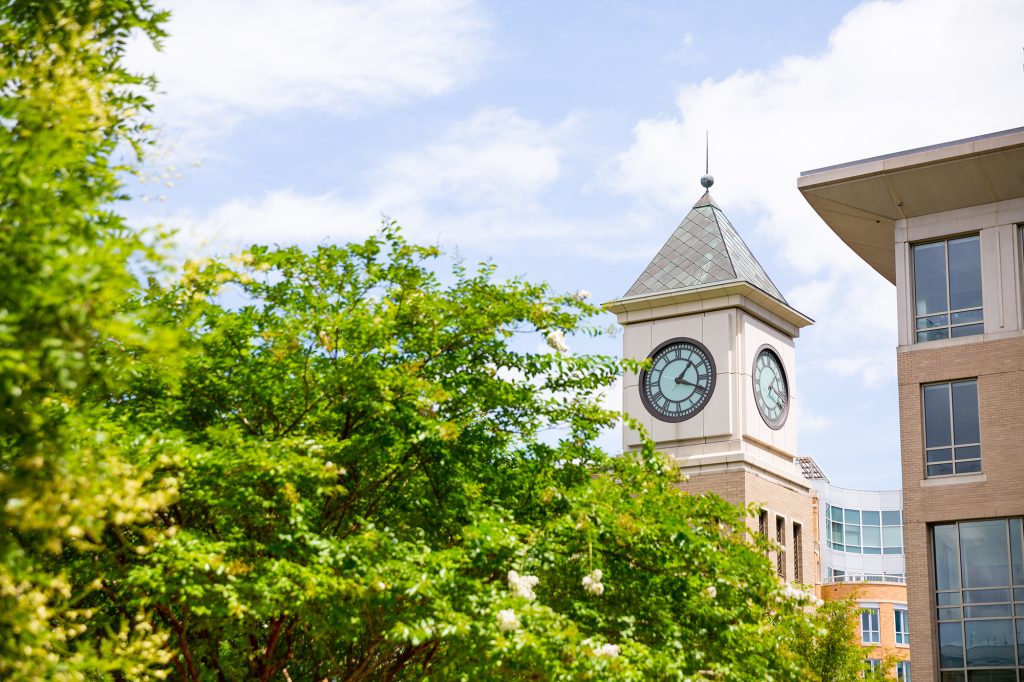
[814,481,905,583]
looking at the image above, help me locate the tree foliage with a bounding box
[1,2,875,680]
[0,1,176,678]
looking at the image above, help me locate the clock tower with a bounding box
[605,175,816,584]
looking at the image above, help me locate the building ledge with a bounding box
[920,472,987,487]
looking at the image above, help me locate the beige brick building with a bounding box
[800,126,1024,681]
[823,581,911,674]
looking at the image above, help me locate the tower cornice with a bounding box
[605,280,813,338]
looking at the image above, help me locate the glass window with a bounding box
[776,516,785,579]
[923,380,981,477]
[913,235,983,342]
[965,620,1015,667]
[861,607,880,644]
[960,520,1010,589]
[825,503,904,557]
[897,660,911,681]
[932,519,1024,678]
[863,525,882,547]
[793,522,803,583]
[883,525,903,549]
[883,511,902,526]
[895,607,909,645]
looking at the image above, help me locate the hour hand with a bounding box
[674,360,695,384]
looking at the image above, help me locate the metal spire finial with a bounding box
[700,130,714,189]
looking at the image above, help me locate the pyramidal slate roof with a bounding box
[622,191,786,303]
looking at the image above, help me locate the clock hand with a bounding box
[674,359,695,384]
[674,360,695,382]
[677,378,706,392]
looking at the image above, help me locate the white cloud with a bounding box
[815,354,890,389]
[796,404,832,434]
[378,108,570,207]
[157,108,615,256]
[607,0,1024,386]
[129,0,488,144]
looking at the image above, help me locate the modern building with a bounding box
[804,462,911,678]
[799,126,1024,681]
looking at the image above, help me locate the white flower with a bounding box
[546,330,569,354]
[573,289,592,301]
[582,569,604,596]
[594,643,620,658]
[496,608,519,632]
[779,581,815,604]
[507,570,540,601]
[705,584,717,599]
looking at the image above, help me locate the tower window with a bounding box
[776,516,786,580]
[793,522,803,583]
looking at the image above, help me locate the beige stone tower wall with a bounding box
[678,469,815,585]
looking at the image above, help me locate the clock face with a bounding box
[639,338,716,422]
[752,345,789,429]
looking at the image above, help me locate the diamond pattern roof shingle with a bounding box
[622,191,786,303]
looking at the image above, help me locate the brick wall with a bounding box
[821,582,910,676]
[678,468,815,587]
[898,334,1024,680]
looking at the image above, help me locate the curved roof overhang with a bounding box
[797,126,1024,284]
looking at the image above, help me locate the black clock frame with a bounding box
[751,343,790,430]
[639,337,717,423]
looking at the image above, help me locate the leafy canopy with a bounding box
[0,2,873,680]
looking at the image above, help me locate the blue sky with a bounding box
[127,0,1024,489]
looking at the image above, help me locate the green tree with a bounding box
[0,3,876,680]
[106,230,853,680]
[0,1,177,678]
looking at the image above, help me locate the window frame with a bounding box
[932,518,1024,678]
[911,234,983,343]
[792,521,803,583]
[921,378,981,478]
[824,503,903,555]
[894,606,909,645]
[860,606,880,644]
[775,515,786,580]
[896,660,910,681]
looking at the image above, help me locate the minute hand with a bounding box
[678,378,706,391]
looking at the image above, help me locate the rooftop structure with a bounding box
[621,190,787,302]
